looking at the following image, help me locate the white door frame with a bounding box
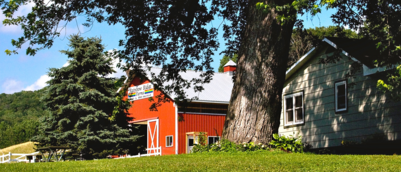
[147,119,159,154]
[187,135,194,154]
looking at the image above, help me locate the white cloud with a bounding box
[2,79,24,94]
[106,50,127,78]
[24,74,51,91]
[2,54,125,94]
[0,2,35,34]
[1,2,84,35]
[62,61,70,67]
[23,61,70,92]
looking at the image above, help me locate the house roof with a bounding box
[224,60,237,67]
[323,37,379,68]
[286,37,381,80]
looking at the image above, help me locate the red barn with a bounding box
[123,61,236,155]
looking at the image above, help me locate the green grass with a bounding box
[1,151,401,171]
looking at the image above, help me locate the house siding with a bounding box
[279,46,401,149]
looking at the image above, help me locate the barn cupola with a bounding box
[223,60,237,76]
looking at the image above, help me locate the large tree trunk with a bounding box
[222,0,296,144]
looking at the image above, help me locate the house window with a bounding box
[166,135,173,147]
[284,92,304,126]
[335,81,347,112]
[208,136,220,145]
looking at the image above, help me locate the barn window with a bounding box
[166,135,173,147]
[284,92,304,126]
[335,81,347,112]
[208,136,220,145]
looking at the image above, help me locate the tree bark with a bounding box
[223,0,296,144]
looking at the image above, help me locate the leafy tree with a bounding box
[2,0,401,145]
[218,54,238,72]
[377,66,401,101]
[327,1,401,99]
[32,35,138,158]
[0,89,45,148]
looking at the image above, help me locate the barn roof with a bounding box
[141,67,234,104]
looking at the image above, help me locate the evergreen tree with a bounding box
[218,54,238,73]
[33,35,137,158]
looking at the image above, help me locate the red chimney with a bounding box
[223,60,237,76]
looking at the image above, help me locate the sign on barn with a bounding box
[127,83,154,101]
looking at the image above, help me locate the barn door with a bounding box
[147,119,159,154]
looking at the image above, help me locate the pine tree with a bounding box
[33,35,138,159]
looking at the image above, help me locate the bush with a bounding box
[192,134,305,154]
[269,134,304,153]
[192,139,270,153]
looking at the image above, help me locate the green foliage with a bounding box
[269,134,304,153]
[32,35,138,159]
[256,0,322,25]
[0,89,46,148]
[192,139,269,153]
[218,54,238,72]
[377,64,401,101]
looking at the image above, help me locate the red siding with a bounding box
[178,113,226,154]
[124,77,176,155]
[224,66,236,72]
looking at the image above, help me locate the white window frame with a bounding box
[208,136,220,145]
[284,92,304,126]
[166,135,173,147]
[335,80,347,112]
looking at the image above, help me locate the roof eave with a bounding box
[285,47,317,80]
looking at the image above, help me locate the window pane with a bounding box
[189,139,194,146]
[338,95,346,109]
[337,85,346,109]
[215,137,219,142]
[167,136,173,147]
[208,137,213,145]
[286,110,293,123]
[286,98,293,110]
[295,109,303,122]
[295,95,302,108]
[338,85,345,95]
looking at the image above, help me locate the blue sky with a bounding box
[0,4,336,94]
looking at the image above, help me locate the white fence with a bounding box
[0,152,40,163]
[114,147,162,159]
[1,147,162,163]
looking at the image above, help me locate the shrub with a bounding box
[192,139,270,153]
[269,134,304,153]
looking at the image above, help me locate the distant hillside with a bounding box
[0,88,46,149]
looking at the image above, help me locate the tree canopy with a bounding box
[2,0,401,144]
[0,89,45,148]
[33,35,138,158]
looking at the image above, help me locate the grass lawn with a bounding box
[1,151,400,171]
